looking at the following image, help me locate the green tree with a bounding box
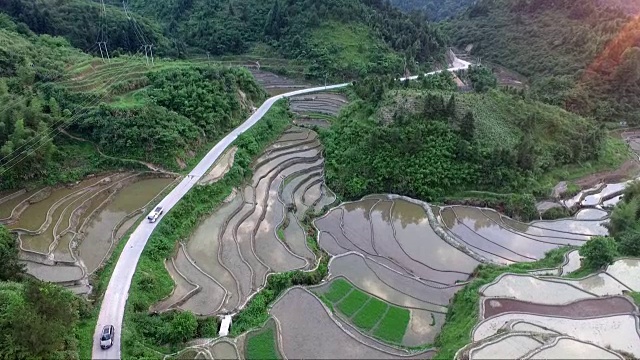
[459,111,475,142]
[617,226,640,257]
[580,236,618,270]
[0,226,24,281]
[165,311,198,345]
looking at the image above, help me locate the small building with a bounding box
[219,315,232,337]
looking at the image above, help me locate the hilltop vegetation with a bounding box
[389,0,475,20]
[322,70,615,208]
[446,0,640,123]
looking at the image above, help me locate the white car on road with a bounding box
[147,206,164,223]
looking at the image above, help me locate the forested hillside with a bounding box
[389,0,475,20]
[0,13,266,189]
[322,69,616,212]
[109,0,448,79]
[446,0,640,123]
[0,0,173,55]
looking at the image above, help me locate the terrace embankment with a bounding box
[0,173,176,294]
[153,127,335,316]
[457,257,640,359]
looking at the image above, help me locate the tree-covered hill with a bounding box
[445,0,640,123]
[0,14,266,188]
[0,0,174,56]
[107,0,448,79]
[322,70,626,206]
[388,0,475,21]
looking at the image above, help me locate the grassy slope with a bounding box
[310,21,402,79]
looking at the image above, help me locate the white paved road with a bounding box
[92,60,470,360]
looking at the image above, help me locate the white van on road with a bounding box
[147,206,164,223]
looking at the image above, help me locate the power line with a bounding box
[0,53,147,173]
[97,0,110,63]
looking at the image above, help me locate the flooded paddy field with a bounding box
[437,205,606,264]
[248,69,309,96]
[0,173,176,294]
[270,287,435,359]
[456,257,640,359]
[289,93,348,117]
[154,126,336,315]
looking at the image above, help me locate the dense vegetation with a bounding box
[73,66,266,169]
[0,226,87,360]
[111,0,447,79]
[389,0,475,21]
[0,0,171,55]
[0,12,267,187]
[322,70,608,214]
[446,0,640,123]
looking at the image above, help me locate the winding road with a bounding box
[92,59,471,359]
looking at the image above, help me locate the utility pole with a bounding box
[324,73,327,90]
[97,0,110,63]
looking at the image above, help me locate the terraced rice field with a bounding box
[437,206,606,264]
[0,173,176,294]
[457,256,640,359]
[248,69,309,95]
[153,127,336,315]
[289,93,348,117]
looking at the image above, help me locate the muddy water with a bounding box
[78,177,174,273]
[295,172,323,217]
[9,176,108,231]
[25,261,83,282]
[209,341,238,359]
[302,182,322,206]
[153,258,196,313]
[174,244,226,315]
[0,188,41,219]
[219,200,253,303]
[403,309,445,347]
[187,193,243,312]
[283,212,313,259]
[487,210,591,242]
[341,199,377,254]
[392,201,478,278]
[254,164,310,272]
[252,148,320,183]
[52,233,75,262]
[452,207,561,259]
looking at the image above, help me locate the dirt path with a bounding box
[59,129,180,176]
[574,159,640,188]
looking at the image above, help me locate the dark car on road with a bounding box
[100,325,114,349]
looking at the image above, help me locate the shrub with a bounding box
[579,236,618,270]
[541,206,571,220]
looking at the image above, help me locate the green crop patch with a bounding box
[352,298,388,331]
[337,288,369,317]
[324,278,353,303]
[245,324,281,360]
[373,306,410,344]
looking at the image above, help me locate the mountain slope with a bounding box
[110,0,448,79]
[446,0,640,123]
[389,0,475,20]
[0,0,173,56]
